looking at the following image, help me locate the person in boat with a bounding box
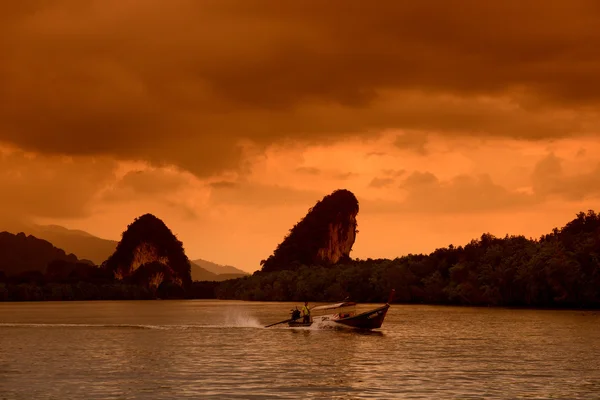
[302,301,311,323]
[290,307,301,321]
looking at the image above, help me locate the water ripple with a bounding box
[1,301,599,399]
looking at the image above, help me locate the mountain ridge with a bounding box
[0,222,118,265]
[0,221,247,281]
[191,258,248,276]
[0,231,81,276]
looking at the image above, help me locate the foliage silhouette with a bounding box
[2,210,600,307]
[216,210,600,308]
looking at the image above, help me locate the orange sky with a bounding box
[1,1,600,272]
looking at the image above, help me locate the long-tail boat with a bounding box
[265,289,395,330]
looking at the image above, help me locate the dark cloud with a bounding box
[1,1,600,176]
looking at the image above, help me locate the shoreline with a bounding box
[2,296,599,312]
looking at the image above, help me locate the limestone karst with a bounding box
[260,189,359,272]
[102,214,192,289]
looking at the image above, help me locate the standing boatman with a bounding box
[302,301,311,323]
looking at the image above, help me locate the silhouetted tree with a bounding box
[210,210,600,308]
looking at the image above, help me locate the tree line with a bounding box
[215,210,600,308]
[2,210,599,307]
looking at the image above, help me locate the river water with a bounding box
[1,300,599,399]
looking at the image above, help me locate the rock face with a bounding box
[102,214,192,289]
[260,189,359,272]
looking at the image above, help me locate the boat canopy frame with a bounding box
[310,302,357,314]
[310,301,356,311]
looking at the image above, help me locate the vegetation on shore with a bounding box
[215,210,600,308]
[2,210,599,308]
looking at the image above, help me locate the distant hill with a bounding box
[217,273,249,280]
[0,222,118,265]
[192,258,248,276]
[0,220,246,282]
[0,231,81,276]
[28,225,118,265]
[190,260,247,282]
[190,262,219,281]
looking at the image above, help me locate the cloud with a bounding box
[119,169,190,194]
[367,152,387,157]
[394,133,428,155]
[95,165,206,221]
[334,172,359,180]
[364,171,536,214]
[405,172,536,213]
[208,183,324,208]
[102,168,192,202]
[531,153,563,196]
[0,149,117,218]
[532,153,600,201]
[401,171,439,187]
[295,167,321,175]
[369,177,395,188]
[382,169,406,177]
[1,1,600,177]
[209,181,238,189]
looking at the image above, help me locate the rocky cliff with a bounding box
[102,214,192,289]
[260,189,359,272]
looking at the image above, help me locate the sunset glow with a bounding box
[2,1,600,272]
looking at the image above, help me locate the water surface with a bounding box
[1,300,599,399]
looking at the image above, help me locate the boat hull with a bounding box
[287,304,390,330]
[287,321,312,327]
[333,304,390,329]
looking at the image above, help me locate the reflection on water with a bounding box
[1,300,599,399]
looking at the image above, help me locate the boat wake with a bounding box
[269,318,348,331]
[0,310,264,331]
[218,308,263,328]
[0,322,263,330]
[0,323,173,330]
